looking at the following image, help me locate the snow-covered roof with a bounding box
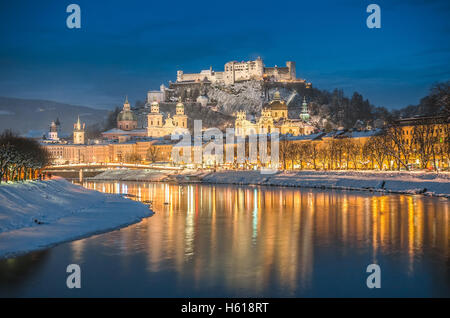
[287,132,326,141]
[102,128,146,134]
[345,129,383,139]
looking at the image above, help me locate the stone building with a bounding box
[147,98,188,137]
[117,97,138,131]
[73,116,86,144]
[47,120,60,141]
[235,90,315,137]
[176,57,301,85]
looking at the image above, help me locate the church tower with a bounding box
[299,96,310,122]
[48,120,59,141]
[173,97,188,129]
[73,115,86,144]
[147,98,164,137]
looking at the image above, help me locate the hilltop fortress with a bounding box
[167,57,311,103]
[176,57,302,85]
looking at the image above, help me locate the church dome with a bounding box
[117,109,137,122]
[268,90,287,111]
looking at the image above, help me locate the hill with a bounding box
[0,96,109,136]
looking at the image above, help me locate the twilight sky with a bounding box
[0,0,449,110]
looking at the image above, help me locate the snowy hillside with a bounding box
[207,81,264,114]
[0,178,153,258]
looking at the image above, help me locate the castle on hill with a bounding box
[176,57,308,85]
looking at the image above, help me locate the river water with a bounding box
[0,181,449,297]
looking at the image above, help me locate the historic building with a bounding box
[73,116,86,144]
[117,97,138,131]
[44,139,176,165]
[102,97,147,140]
[235,90,315,137]
[146,84,174,103]
[147,98,188,137]
[176,57,304,85]
[47,119,60,141]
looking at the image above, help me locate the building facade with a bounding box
[176,57,303,85]
[117,97,138,131]
[146,98,188,137]
[73,116,86,144]
[235,90,315,137]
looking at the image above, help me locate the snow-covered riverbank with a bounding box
[199,170,450,198]
[86,168,450,197]
[0,178,153,259]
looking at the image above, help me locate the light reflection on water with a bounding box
[0,181,449,297]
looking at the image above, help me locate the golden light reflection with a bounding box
[81,181,450,294]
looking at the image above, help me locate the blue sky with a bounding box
[0,0,449,110]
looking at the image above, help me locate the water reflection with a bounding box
[76,181,449,297]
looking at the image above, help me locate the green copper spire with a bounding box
[300,96,310,122]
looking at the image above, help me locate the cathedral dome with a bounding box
[117,109,137,122]
[268,90,287,111]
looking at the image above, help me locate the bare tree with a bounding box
[411,119,439,170]
[385,124,412,170]
[0,130,49,182]
[363,135,389,170]
[146,145,160,163]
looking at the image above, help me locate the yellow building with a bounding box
[235,90,315,137]
[147,98,188,137]
[117,96,138,131]
[44,139,176,165]
[73,116,86,144]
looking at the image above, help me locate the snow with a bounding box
[89,168,450,197]
[0,177,153,259]
[200,170,450,198]
[207,80,263,114]
[90,169,176,181]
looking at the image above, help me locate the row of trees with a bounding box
[120,145,161,164]
[0,130,50,183]
[279,124,450,171]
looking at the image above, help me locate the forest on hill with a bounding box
[199,80,450,131]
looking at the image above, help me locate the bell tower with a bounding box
[173,97,188,129]
[299,96,310,122]
[73,115,86,144]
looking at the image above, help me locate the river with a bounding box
[0,181,449,297]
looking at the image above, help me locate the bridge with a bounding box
[44,162,182,172]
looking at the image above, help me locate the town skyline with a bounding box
[0,0,449,110]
